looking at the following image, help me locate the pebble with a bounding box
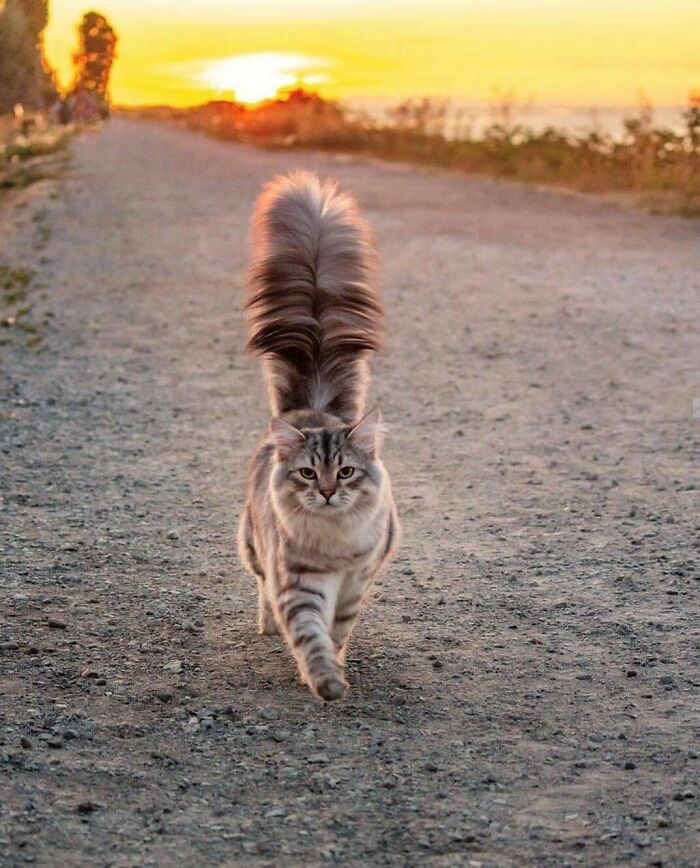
[80,668,99,679]
[163,659,184,673]
[46,736,64,749]
[166,529,180,540]
[308,753,329,764]
[154,688,175,703]
[46,617,67,629]
[260,707,279,720]
[76,800,97,814]
[20,736,32,749]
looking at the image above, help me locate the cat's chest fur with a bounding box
[281,506,386,573]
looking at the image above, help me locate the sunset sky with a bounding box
[44,0,700,108]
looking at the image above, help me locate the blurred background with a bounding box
[1,0,699,211]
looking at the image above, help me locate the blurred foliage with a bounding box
[0,0,55,114]
[72,10,117,109]
[130,88,700,216]
[0,114,71,189]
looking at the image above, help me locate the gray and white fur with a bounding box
[238,171,400,701]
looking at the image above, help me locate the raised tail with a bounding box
[245,171,383,423]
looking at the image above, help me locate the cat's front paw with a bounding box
[258,610,279,635]
[314,673,349,702]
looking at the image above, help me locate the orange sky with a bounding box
[44,1,700,107]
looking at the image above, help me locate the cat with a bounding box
[238,170,400,701]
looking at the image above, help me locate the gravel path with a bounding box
[1,119,698,867]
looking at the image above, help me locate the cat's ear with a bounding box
[270,417,305,458]
[348,408,382,457]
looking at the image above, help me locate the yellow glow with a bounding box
[43,1,700,108]
[197,52,329,105]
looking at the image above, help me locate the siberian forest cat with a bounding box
[238,171,400,701]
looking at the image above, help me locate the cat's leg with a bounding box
[331,575,370,664]
[238,509,277,635]
[275,571,346,701]
[256,576,277,636]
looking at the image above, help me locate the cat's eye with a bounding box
[337,466,355,479]
[299,467,317,480]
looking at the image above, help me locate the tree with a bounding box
[72,11,117,109]
[0,0,54,114]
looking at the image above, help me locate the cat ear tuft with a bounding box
[348,408,382,457]
[269,417,305,457]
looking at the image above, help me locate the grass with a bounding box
[0,262,48,350]
[124,89,700,216]
[0,116,72,191]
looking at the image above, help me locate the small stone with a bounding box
[154,688,175,703]
[46,736,64,749]
[672,792,685,801]
[20,736,32,749]
[659,675,675,686]
[424,761,438,772]
[626,669,637,678]
[271,730,290,743]
[261,707,278,721]
[624,761,637,770]
[166,529,180,540]
[163,660,184,673]
[308,753,329,764]
[46,617,67,629]
[197,707,216,720]
[76,800,97,815]
[80,668,99,679]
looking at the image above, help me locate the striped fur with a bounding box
[239,172,400,701]
[246,170,382,422]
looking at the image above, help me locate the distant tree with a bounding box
[0,0,54,114]
[72,11,117,112]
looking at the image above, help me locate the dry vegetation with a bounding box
[127,89,700,216]
[0,114,72,191]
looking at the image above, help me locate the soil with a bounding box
[1,119,698,867]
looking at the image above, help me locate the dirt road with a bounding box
[1,119,698,866]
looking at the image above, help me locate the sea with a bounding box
[342,97,690,141]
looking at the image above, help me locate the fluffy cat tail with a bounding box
[245,171,383,422]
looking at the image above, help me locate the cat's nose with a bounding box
[319,488,336,502]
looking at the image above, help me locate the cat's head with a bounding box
[269,409,384,515]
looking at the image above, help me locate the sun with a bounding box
[199,52,330,105]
